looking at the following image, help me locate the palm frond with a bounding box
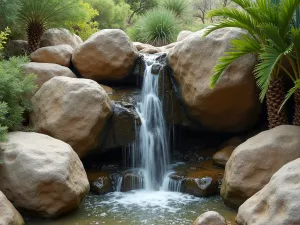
[255,44,293,101]
[210,34,261,88]
[280,79,300,111]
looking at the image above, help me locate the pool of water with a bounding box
[26,191,236,225]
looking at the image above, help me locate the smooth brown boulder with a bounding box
[236,158,300,225]
[168,28,260,132]
[30,77,112,157]
[177,30,193,41]
[221,125,300,208]
[23,62,76,91]
[40,28,83,48]
[193,211,227,225]
[72,29,138,82]
[30,44,73,67]
[213,146,236,168]
[0,132,89,218]
[0,191,24,225]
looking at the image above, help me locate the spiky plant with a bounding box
[160,0,188,19]
[16,0,87,53]
[204,0,300,129]
[133,8,180,46]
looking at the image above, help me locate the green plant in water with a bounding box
[0,56,37,142]
[133,8,180,46]
[204,0,300,128]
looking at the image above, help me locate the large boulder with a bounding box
[221,125,300,208]
[30,44,73,67]
[177,30,193,41]
[40,28,83,48]
[23,62,76,91]
[30,77,113,157]
[168,28,260,132]
[0,132,89,218]
[193,211,227,225]
[236,158,300,225]
[0,191,24,225]
[72,29,138,82]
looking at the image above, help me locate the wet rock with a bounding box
[221,125,300,209]
[140,47,162,54]
[100,84,114,94]
[0,132,89,218]
[151,63,162,74]
[4,40,28,57]
[213,146,236,168]
[0,191,24,225]
[177,30,193,41]
[30,77,112,158]
[133,42,154,51]
[236,158,300,225]
[23,62,76,92]
[121,171,144,192]
[40,28,83,48]
[171,161,224,197]
[168,27,261,132]
[102,101,141,150]
[193,211,227,225]
[30,44,73,67]
[87,171,113,195]
[72,29,138,82]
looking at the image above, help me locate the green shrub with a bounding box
[132,8,180,46]
[0,56,37,141]
[160,0,188,19]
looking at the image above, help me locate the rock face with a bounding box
[193,211,227,225]
[177,30,193,41]
[40,28,83,48]
[0,132,89,218]
[213,146,236,168]
[236,158,300,225]
[102,101,141,150]
[23,62,76,90]
[221,125,300,208]
[30,44,73,67]
[0,191,24,225]
[72,29,138,82]
[168,28,260,132]
[30,77,112,157]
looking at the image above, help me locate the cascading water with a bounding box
[130,54,170,191]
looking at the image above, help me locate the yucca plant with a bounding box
[133,8,180,46]
[16,0,87,53]
[160,0,188,19]
[204,0,300,128]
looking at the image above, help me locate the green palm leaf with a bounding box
[280,79,300,111]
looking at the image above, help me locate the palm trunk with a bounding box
[266,76,288,129]
[27,22,44,54]
[293,88,300,126]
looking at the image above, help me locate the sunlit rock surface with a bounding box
[0,132,89,218]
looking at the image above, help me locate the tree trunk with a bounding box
[293,88,300,126]
[266,76,288,129]
[27,22,44,54]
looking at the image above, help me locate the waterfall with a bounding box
[128,54,170,191]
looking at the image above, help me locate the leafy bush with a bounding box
[132,8,180,46]
[160,0,188,19]
[0,28,10,54]
[0,56,37,141]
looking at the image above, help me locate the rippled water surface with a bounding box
[26,191,236,225]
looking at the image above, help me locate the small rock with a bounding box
[193,211,227,225]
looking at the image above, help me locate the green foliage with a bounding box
[87,0,132,29]
[125,0,157,24]
[132,8,180,46]
[160,0,188,19]
[0,57,37,141]
[0,0,21,29]
[0,27,10,52]
[67,1,99,40]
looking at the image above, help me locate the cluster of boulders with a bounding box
[2,26,300,225]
